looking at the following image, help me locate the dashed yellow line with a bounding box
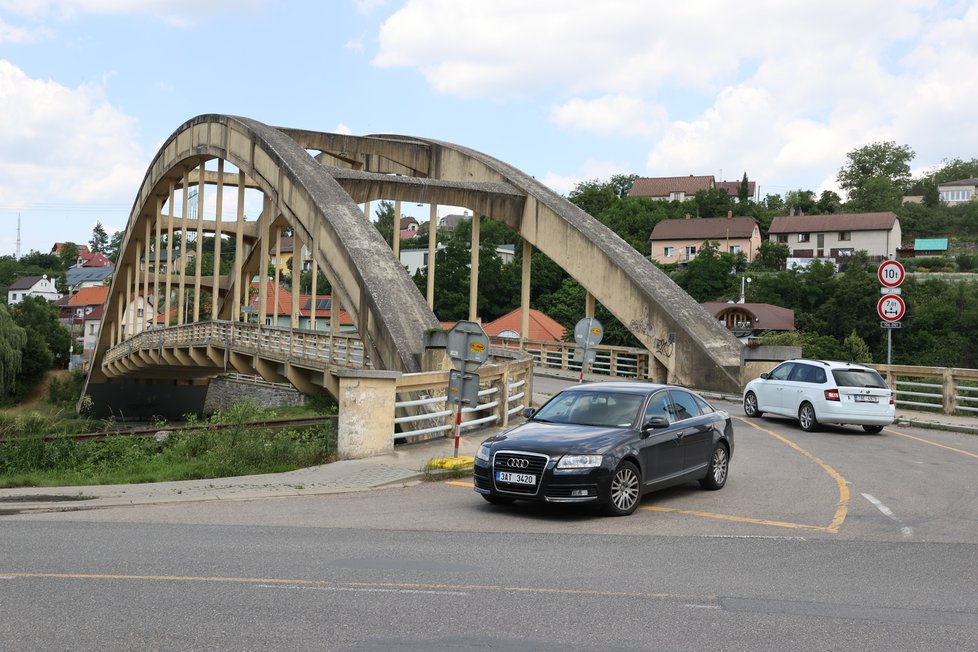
[887,428,978,460]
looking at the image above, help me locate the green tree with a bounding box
[12,295,72,366]
[738,173,750,204]
[691,188,734,218]
[0,303,26,399]
[568,179,619,217]
[90,221,109,253]
[763,194,785,213]
[837,141,915,211]
[842,329,873,363]
[373,200,396,247]
[104,230,124,263]
[673,241,738,302]
[750,241,790,271]
[816,190,842,214]
[785,190,817,215]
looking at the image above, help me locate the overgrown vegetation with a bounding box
[0,400,335,488]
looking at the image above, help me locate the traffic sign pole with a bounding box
[877,260,906,365]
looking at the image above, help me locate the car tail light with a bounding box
[824,389,840,402]
[889,392,894,405]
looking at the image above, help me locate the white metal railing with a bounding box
[103,321,370,371]
[391,350,534,441]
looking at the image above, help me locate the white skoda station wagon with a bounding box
[743,359,895,433]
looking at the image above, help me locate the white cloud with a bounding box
[551,95,667,137]
[0,59,145,207]
[333,123,354,135]
[0,16,49,42]
[374,0,978,193]
[541,159,631,196]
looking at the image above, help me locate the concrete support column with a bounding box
[232,170,246,321]
[469,213,480,322]
[193,164,205,322]
[585,291,596,319]
[426,201,437,309]
[177,167,189,326]
[520,240,532,348]
[164,181,175,325]
[392,199,401,263]
[212,159,224,320]
[335,370,401,459]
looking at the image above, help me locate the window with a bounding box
[839,231,851,241]
[668,390,702,421]
[777,234,788,243]
[663,246,674,257]
[644,391,676,424]
[940,189,974,202]
[729,245,741,254]
[768,362,795,381]
[137,308,144,318]
[798,233,810,243]
[684,246,697,259]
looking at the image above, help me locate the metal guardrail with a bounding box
[104,321,370,370]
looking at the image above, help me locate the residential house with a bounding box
[122,293,158,337]
[910,238,949,257]
[400,216,421,240]
[701,302,795,342]
[78,250,115,268]
[7,274,61,305]
[243,281,354,331]
[715,179,757,202]
[65,286,109,360]
[399,244,446,276]
[649,215,762,264]
[438,211,471,233]
[767,212,901,262]
[64,265,114,292]
[938,178,978,205]
[628,175,715,202]
[482,308,567,342]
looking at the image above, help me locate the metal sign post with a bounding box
[446,321,490,457]
[573,317,603,383]
[878,260,906,365]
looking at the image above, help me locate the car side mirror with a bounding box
[642,416,670,432]
[522,407,536,419]
[759,372,769,380]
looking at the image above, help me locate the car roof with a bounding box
[784,359,876,371]
[562,381,676,396]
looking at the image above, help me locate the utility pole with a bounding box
[15,213,21,259]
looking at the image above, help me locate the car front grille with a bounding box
[492,451,549,495]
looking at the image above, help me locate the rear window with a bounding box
[832,369,887,388]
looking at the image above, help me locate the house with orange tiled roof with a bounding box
[244,281,354,331]
[63,286,109,360]
[483,308,566,342]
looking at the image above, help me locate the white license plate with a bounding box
[854,395,879,403]
[496,471,536,485]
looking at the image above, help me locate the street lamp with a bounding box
[738,276,752,304]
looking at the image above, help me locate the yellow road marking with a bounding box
[887,428,978,460]
[637,506,827,532]
[734,416,850,533]
[445,480,473,488]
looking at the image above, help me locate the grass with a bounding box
[0,397,337,489]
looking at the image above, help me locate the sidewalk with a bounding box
[1,401,973,515]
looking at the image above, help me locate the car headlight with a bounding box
[476,444,491,462]
[557,454,603,469]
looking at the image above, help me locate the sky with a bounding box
[1,0,977,257]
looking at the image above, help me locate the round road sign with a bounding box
[878,260,906,288]
[877,295,906,322]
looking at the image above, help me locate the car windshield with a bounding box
[533,391,644,427]
[832,369,888,388]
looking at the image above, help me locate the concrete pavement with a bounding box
[1,400,973,515]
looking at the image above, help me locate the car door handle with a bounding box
[675,430,685,439]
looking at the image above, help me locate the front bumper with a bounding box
[473,452,611,504]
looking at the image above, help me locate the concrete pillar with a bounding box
[426,201,437,308]
[335,370,401,459]
[520,240,532,347]
[469,212,480,322]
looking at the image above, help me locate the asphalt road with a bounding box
[2,398,977,651]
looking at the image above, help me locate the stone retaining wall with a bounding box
[203,375,306,415]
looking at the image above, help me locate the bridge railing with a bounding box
[874,364,978,416]
[490,337,649,379]
[103,321,371,370]
[391,348,533,442]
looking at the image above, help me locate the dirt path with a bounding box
[19,370,68,408]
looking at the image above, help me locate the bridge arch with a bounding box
[84,115,742,417]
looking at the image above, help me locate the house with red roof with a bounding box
[483,308,566,342]
[701,302,795,342]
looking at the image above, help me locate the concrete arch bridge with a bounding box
[83,114,743,444]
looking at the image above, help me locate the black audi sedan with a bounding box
[473,382,733,516]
